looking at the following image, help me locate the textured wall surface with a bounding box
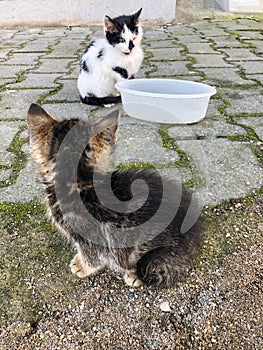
[0,0,176,27]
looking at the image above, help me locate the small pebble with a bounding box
[160,301,172,312]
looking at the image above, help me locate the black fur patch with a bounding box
[81,95,121,106]
[84,41,95,54]
[81,60,89,72]
[113,66,128,79]
[97,49,104,59]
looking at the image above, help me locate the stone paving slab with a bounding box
[3,52,41,66]
[7,73,62,89]
[234,117,263,140]
[0,121,24,165]
[220,88,263,116]
[148,61,190,77]
[191,54,233,68]
[177,140,263,205]
[168,119,246,140]
[220,48,263,61]
[201,67,255,86]
[34,58,75,73]
[212,36,250,49]
[149,47,186,61]
[0,65,26,79]
[0,89,50,120]
[0,19,262,206]
[240,61,263,74]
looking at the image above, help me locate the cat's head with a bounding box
[104,8,143,55]
[27,104,120,179]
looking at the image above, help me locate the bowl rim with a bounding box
[115,78,217,99]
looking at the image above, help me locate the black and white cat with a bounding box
[77,8,144,106]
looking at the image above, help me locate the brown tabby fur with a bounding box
[27,103,202,287]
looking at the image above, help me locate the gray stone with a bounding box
[229,19,263,30]
[148,40,176,49]
[0,89,50,120]
[220,88,263,116]
[168,119,246,140]
[34,58,75,73]
[205,99,224,119]
[6,52,39,66]
[149,48,186,61]
[194,28,229,37]
[0,65,25,79]
[201,67,255,86]
[114,123,179,166]
[234,117,263,140]
[0,49,11,61]
[46,41,81,58]
[250,40,263,54]
[41,102,94,121]
[144,31,171,41]
[241,61,263,75]
[175,35,208,44]
[220,48,262,61]
[8,73,62,89]
[191,54,232,68]
[59,65,80,80]
[12,41,51,53]
[0,169,12,182]
[44,79,79,102]
[148,61,190,77]
[177,139,263,205]
[212,36,249,49]
[0,121,24,164]
[186,42,217,54]
[246,74,263,85]
[0,159,44,202]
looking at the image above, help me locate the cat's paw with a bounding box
[123,271,142,287]
[103,103,115,108]
[70,254,100,278]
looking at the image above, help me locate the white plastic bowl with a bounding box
[115,78,217,124]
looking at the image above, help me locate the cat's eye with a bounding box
[119,38,126,43]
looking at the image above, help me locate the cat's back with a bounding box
[81,38,108,60]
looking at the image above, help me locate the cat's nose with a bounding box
[129,40,135,51]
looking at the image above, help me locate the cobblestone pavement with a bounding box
[0,19,263,205]
[1,17,263,350]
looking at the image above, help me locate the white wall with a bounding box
[216,0,263,12]
[0,0,177,27]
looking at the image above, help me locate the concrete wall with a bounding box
[215,0,263,12]
[0,0,177,27]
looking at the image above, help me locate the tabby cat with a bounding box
[27,104,202,287]
[77,8,144,106]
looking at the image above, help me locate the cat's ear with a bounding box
[92,109,120,144]
[27,103,56,136]
[132,8,142,25]
[90,110,120,169]
[104,16,117,33]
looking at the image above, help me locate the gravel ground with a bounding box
[0,194,262,349]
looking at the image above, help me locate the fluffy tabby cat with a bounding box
[27,104,202,287]
[77,8,144,106]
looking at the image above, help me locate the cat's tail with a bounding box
[136,230,202,288]
[80,95,121,106]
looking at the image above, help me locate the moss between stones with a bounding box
[158,127,190,168]
[0,125,28,188]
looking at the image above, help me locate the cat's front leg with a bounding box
[70,252,102,278]
[123,270,142,287]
